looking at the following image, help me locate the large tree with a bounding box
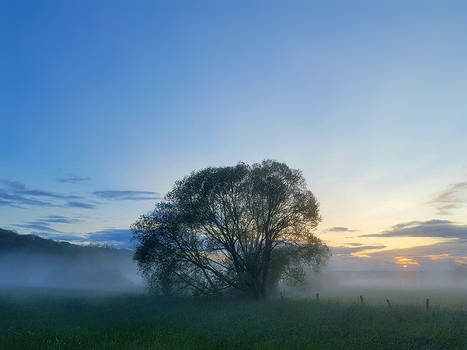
[132,160,329,298]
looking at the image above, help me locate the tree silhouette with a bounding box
[132,160,329,298]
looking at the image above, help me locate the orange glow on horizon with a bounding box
[350,253,371,258]
[394,256,419,267]
[422,254,451,261]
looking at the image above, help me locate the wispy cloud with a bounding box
[12,222,62,233]
[39,215,82,224]
[1,180,26,191]
[94,190,160,201]
[15,189,81,200]
[331,245,386,255]
[365,241,467,269]
[0,199,13,207]
[1,180,160,210]
[327,226,358,232]
[0,190,54,208]
[0,180,94,209]
[429,181,467,215]
[346,243,364,247]
[328,235,467,271]
[360,219,467,240]
[10,216,83,236]
[57,176,91,183]
[67,201,96,209]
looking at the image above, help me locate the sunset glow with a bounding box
[423,254,451,261]
[394,257,420,267]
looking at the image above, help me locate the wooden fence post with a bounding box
[360,295,364,305]
[316,293,320,302]
[386,298,392,309]
[426,298,429,311]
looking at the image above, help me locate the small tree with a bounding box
[132,160,329,298]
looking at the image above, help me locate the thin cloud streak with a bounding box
[0,180,96,209]
[16,189,81,200]
[429,181,467,215]
[12,223,62,233]
[57,176,91,183]
[67,201,96,209]
[0,180,26,191]
[0,190,54,208]
[39,215,81,224]
[327,220,467,270]
[359,220,467,239]
[327,227,358,232]
[331,245,386,255]
[94,190,160,201]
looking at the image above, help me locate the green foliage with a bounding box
[1,289,466,350]
[132,160,329,298]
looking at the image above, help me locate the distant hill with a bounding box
[0,228,141,290]
[0,228,127,255]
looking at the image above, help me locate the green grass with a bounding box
[1,288,466,350]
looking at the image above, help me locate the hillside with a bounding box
[0,228,129,255]
[0,228,141,290]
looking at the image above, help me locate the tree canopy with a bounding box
[132,160,329,298]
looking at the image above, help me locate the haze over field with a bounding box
[1,0,467,279]
[0,228,141,290]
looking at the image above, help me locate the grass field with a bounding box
[1,288,466,350]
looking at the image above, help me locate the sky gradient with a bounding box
[1,0,467,271]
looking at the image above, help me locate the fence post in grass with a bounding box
[316,293,320,302]
[426,298,429,311]
[360,295,364,305]
[386,298,392,309]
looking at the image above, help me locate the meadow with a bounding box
[1,287,466,350]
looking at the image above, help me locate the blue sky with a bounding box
[1,0,467,269]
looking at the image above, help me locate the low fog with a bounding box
[277,266,467,305]
[304,268,467,291]
[2,252,467,295]
[0,256,467,297]
[0,250,142,291]
[1,226,466,296]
